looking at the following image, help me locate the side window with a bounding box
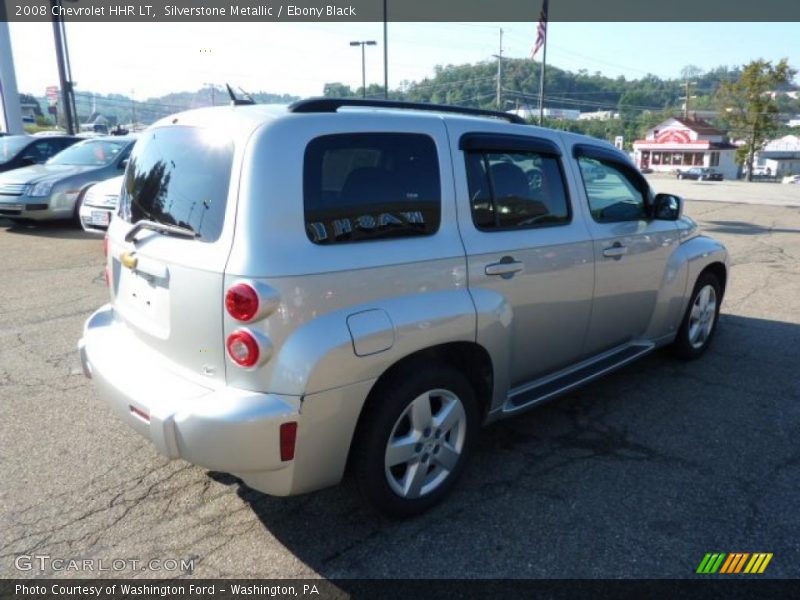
[465,150,570,230]
[303,133,440,245]
[30,140,56,162]
[578,157,647,222]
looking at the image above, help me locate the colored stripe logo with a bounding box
[696,553,773,574]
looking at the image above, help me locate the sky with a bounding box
[8,21,800,101]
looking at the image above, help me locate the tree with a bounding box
[323,82,354,97]
[716,59,797,181]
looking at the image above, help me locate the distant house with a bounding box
[20,99,39,124]
[753,135,800,177]
[632,116,739,179]
[578,110,619,121]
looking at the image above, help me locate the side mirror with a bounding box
[21,155,37,166]
[653,193,682,221]
[118,159,128,169]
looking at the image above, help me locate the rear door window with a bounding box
[119,127,234,242]
[303,133,441,245]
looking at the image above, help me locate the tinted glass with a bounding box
[48,139,128,166]
[0,136,30,164]
[304,133,440,245]
[578,157,647,222]
[119,127,234,243]
[30,140,66,163]
[465,151,570,230]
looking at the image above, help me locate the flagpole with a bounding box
[538,27,547,125]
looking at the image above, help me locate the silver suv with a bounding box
[79,99,728,516]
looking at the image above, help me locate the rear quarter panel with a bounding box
[224,113,474,396]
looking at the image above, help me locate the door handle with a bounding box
[602,243,628,259]
[485,258,524,278]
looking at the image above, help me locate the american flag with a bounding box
[530,0,549,59]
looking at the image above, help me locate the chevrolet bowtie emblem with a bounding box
[120,251,138,270]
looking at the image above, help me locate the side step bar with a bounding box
[504,343,655,415]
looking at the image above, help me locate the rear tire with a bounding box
[671,271,722,360]
[351,363,478,518]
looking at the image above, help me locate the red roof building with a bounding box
[633,117,739,179]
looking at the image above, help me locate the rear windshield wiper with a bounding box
[124,219,199,243]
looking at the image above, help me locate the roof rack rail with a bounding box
[287,97,527,125]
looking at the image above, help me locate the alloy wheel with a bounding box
[384,388,467,499]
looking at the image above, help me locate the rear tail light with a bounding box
[225,283,259,321]
[226,329,260,367]
[280,422,298,461]
[103,234,109,258]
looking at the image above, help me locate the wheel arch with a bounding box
[700,261,728,299]
[345,341,494,471]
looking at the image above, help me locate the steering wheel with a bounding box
[525,168,543,192]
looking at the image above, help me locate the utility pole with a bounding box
[0,21,24,134]
[204,82,216,106]
[383,0,388,99]
[492,28,504,109]
[683,80,694,119]
[50,0,77,134]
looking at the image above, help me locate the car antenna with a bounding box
[225,83,255,106]
[237,86,256,105]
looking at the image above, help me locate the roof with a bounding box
[668,117,726,136]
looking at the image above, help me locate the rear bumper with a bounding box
[79,306,372,496]
[80,306,300,491]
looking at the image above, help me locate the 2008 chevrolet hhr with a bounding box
[79,99,728,516]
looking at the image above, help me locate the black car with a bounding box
[0,135,80,173]
[676,167,723,181]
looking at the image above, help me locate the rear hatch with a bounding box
[106,125,237,384]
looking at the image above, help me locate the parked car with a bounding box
[0,136,135,223]
[677,167,723,181]
[79,99,728,517]
[781,174,800,184]
[0,134,79,173]
[78,175,123,233]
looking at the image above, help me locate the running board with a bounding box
[503,343,655,414]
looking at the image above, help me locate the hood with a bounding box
[91,174,125,196]
[0,163,98,185]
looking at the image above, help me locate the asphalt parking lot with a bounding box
[1,180,799,580]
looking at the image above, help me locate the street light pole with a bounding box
[383,0,388,98]
[350,40,376,99]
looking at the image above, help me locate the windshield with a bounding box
[119,127,234,242]
[0,137,30,164]
[47,139,127,166]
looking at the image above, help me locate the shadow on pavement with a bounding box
[0,218,102,240]
[210,312,800,579]
[705,220,800,236]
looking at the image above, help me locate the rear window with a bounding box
[303,133,441,245]
[120,127,233,242]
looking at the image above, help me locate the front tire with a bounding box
[672,271,722,359]
[352,363,478,518]
[73,185,93,228]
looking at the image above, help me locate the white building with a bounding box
[632,117,739,179]
[754,135,800,177]
[578,110,619,121]
[508,107,580,121]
